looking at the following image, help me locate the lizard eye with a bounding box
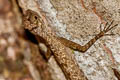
[29,15,39,24]
[34,16,38,19]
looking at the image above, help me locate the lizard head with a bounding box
[23,9,43,31]
[23,9,54,37]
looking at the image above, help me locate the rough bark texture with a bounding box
[0,0,52,80]
[0,0,120,80]
[18,0,120,80]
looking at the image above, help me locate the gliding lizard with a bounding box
[23,9,118,80]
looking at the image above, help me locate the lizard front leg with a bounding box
[58,21,118,53]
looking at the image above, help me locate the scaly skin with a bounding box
[23,9,117,80]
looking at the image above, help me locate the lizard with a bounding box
[23,9,118,80]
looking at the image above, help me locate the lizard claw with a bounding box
[100,20,118,34]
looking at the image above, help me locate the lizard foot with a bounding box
[99,20,118,36]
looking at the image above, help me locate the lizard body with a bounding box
[23,9,117,80]
[23,10,88,80]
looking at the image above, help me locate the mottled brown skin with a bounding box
[23,9,117,80]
